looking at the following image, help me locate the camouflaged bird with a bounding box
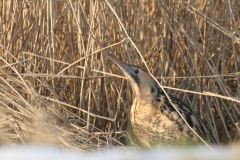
[107,55,217,147]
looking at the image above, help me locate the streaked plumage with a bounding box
[107,55,216,147]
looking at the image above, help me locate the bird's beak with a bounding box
[107,54,139,83]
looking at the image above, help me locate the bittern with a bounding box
[107,54,216,147]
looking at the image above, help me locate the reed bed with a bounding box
[0,0,240,151]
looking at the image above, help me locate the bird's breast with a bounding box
[130,97,193,147]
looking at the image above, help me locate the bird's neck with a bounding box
[130,83,163,119]
[130,82,163,118]
[130,96,155,128]
[135,86,158,104]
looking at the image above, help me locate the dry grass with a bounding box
[0,0,240,151]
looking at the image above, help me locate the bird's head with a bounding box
[107,55,158,100]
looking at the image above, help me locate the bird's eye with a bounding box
[135,69,139,73]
